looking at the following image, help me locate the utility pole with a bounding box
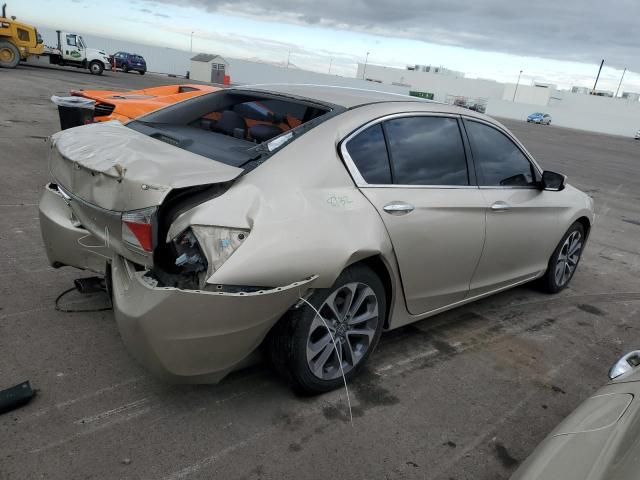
[287,50,291,69]
[591,59,605,95]
[190,31,194,54]
[615,67,627,98]
[512,70,523,102]
[362,51,370,80]
[328,57,333,74]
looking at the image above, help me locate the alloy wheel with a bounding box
[306,282,379,381]
[554,230,582,287]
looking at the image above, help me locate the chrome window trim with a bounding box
[340,111,474,189]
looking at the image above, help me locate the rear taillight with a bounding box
[122,207,156,253]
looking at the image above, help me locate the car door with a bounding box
[341,114,486,315]
[464,118,561,296]
[63,33,82,62]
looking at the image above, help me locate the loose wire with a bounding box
[54,287,112,313]
[297,296,353,426]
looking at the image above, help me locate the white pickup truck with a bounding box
[42,30,111,75]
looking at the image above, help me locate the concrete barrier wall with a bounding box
[487,93,640,137]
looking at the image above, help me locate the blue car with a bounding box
[527,112,551,125]
[112,51,147,75]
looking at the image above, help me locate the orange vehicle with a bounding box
[70,84,220,123]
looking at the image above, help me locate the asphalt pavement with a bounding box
[1,63,639,480]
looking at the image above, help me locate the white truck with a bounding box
[42,30,111,75]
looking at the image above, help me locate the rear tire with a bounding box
[0,40,20,69]
[89,61,104,75]
[540,222,585,293]
[267,264,386,394]
[139,70,145,75]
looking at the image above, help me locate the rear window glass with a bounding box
[384,116,468,186]
[127,90,335,170]
[345,124,392,184]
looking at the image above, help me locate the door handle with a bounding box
[383,201,415,215]
[490,201,511,212]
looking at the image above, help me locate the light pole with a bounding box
[190,31,194,54]
[328,57,333,74]
[362,51,370,80]
[615,67,627,98]
[591,59,605,95]
[512,70,522,102]
[286,50,291,69]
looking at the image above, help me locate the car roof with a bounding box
[232,83,435,109]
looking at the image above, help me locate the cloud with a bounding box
[146,0,640,72]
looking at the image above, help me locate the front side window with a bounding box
[465,120,536,187]
[66,34,77,47]
[384,116,468,186]
[345,124,392,184]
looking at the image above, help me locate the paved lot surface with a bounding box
[1,64,639,480]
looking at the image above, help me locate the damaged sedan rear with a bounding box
[39,84,594,393]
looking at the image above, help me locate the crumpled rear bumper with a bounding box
[38,183,108,274]
[111,255,316,383]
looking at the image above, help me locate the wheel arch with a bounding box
[575,216,592,240]
[348,254,396,330]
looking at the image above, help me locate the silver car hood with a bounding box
[50,121,243,211]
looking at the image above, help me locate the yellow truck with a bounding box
[0,4,111,74]
[0,3,44,68]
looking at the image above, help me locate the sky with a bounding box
[12,0,640,93]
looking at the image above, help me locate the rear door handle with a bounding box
[383,201,415,215]
[490,201,511,212]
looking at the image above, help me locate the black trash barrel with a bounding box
[50,96,96,130]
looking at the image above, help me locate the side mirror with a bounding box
[541,170,566,191]
[609,351,640,380]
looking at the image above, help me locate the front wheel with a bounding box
[267,264,386,394]
[540,222,585,293]
[89,61,104,75]
[0,40,20,68]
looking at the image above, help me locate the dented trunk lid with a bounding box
[50,121,242,211]
[49,122,243,266]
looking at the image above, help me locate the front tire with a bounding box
[0,40,20,69]
[122,63,129,73]
[540,222,585,293]
[267,264,386,394]
[89,61,104,75]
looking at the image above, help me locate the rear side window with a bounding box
[384,116,468,186]
[345,124,392,184]
[465,120,536,187]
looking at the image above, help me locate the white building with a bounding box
[405,64,464,77]
[571,86,590,95]
[356,63,504,105]
[621,92,640,102]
